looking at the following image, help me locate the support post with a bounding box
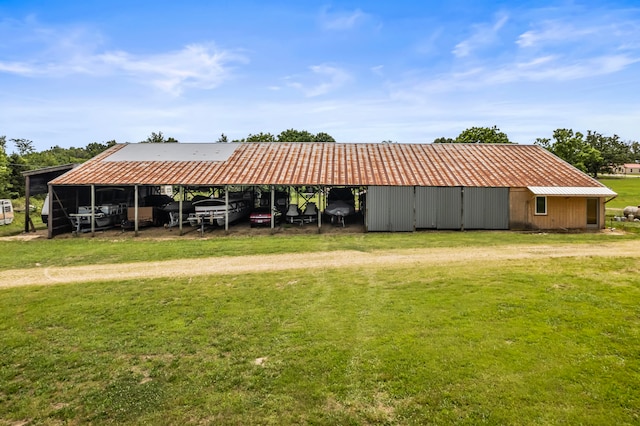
[90,184,96,237]
[271,186,275,229]
[134,184,139,237]
[179,185,184,236]
[317,186,321,229]
[225,186,229,231]
[24,176,31,233]
[47,185,53,239]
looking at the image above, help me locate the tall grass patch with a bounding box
[1,256,639,424]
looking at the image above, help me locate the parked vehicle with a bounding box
[250,206,282,227]
[325,188,356,226]
[0,199,14,225]
[69,203,126,232]
[187,197,251,228]
[68,188,127,232]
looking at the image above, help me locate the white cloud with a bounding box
[0,19,247,95]
[517,21,603,48]
[453,13,509,58]
[287,64,351,97]
[97,44,248,95]
[320,7,369,30]
[371,65,384,76]
[0,43,247,95]
[397,53,638,96]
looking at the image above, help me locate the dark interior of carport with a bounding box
[45,183,365,238]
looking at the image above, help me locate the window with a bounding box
[535,196,547,215]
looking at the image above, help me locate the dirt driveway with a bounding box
[2,238,639,289]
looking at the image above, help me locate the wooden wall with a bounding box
[509,188,605,230]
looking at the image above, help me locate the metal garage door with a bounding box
[366,186,414,231]
[416,187,462,230]
[415,187,508,230]
[463,187,509,229]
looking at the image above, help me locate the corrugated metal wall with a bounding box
[463,187,509,229]
[369,186,510,231]
[435,187,463,230]
[415,187,438,229]
[366,186,414,231]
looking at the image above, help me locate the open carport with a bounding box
[45,142,616,238]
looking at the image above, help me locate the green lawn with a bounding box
[599,177,640,209]
[1,235,640,424]
[599,177,640,232]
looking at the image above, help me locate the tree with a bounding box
[314,132,336,142]
[244,132,276,142]
[10,138,35,155]
[85,141,117,157]
[0,136,11,198]
[7,153,27,198]
[277,129,315,142]
[433,137,455,143]
[216,133,229,143]
[629,141,640,163]
[141,131,178,143]
[235,129,336,143]
[584,131,630,177]
[535,129,602,176]
[454,126,512,144]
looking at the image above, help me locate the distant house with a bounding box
[45,142,617,237]
[616,163,640,175]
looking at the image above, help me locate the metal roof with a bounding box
[50,142,611,191]
[527,186,617,197]
[103,143,238,162]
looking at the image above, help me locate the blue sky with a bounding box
[1,0,639,151]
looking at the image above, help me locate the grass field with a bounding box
[599,177,640,210]
[1,233,640,424]
[599,177,640,232]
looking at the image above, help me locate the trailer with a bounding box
[0,199,14,225]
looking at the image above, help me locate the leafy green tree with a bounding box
[7,153,27,198]
[433,137,455,143]
[244,132,277,142]
[85,141,117,157]
[629,141,640,163]
[235,129,336,143]
[584,131,630,177]
[535,129,602,176]
[0,136,11,198]
[277,129,316,142]
[314,132,336,142]
[216,133,229,143]
[141,131,178,143]
[10,138,35,155]
[455,126,512,144]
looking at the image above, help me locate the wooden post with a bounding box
[90,184,96,237]
[134,184,139,237]
[179,185,184,236]
[24,175,31,234]
[225,186,229,231]
[271,186,275,229]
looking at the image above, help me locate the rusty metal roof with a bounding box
[50,142,607,189]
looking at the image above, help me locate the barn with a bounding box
[44,142,616,237]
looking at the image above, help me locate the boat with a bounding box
[69,203,126,233]
[157,198,195,227]
[187,197,251,228]
[324,188,356,226]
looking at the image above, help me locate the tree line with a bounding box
[1,127,637,199]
